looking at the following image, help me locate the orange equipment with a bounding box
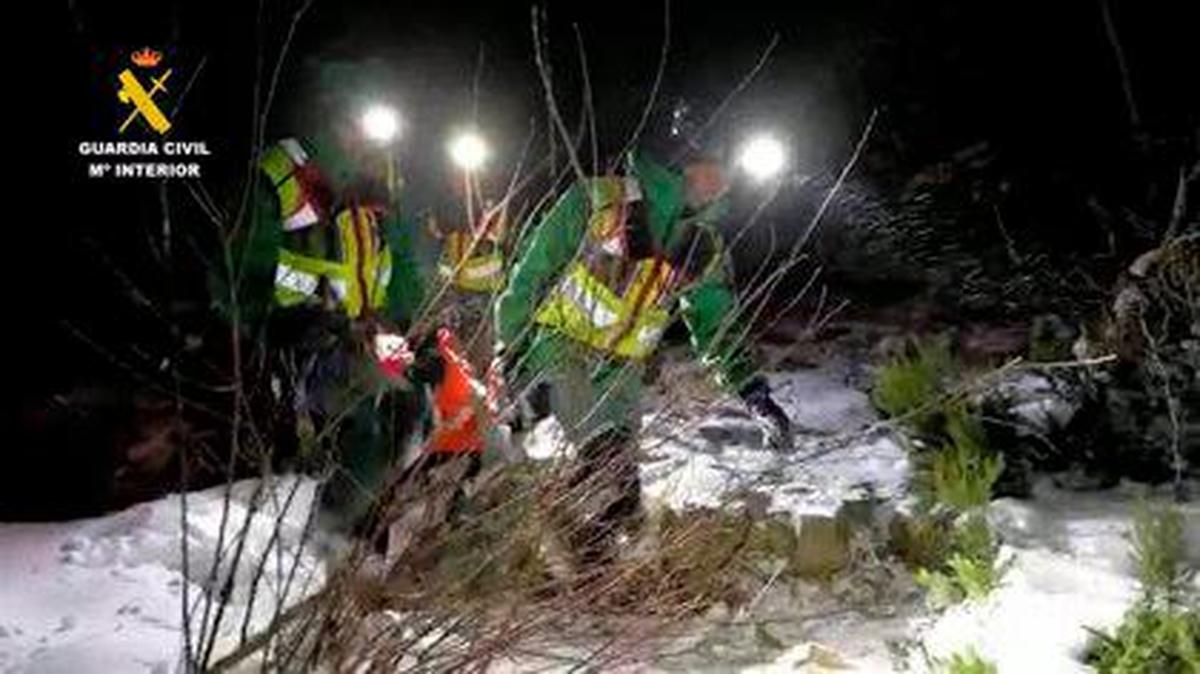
[426,328,490,454]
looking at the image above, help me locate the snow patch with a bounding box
[640,368,909,519]
[0,476,323,673]
[914,480,1200,673]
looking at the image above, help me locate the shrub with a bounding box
[872,338,956,436]
[1085,502,1199,674]
[1086,602,1199,674]
[1130,501,1190,598]
[914,514,1007,607]
[891,513,955,571]
[875,341,1008,607]
[926,408,1005,512]
[875,345,1002,513]
[935,647,999,674]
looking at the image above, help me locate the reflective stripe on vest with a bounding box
[273,248,340,308]
[262,139,391,318]
[270,208,391,319]
[438,231,504,292]
[533,258,673,359]
[260,139,322,232]
[274,262,319,307]
[438,253,504,292]
[334,206,392,319]
[275,261,318,294]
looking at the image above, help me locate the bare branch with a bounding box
[1099,0,1140,134]
[613,0,671,169]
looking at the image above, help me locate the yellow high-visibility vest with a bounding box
[262,139,391,318]
[438,230,504,293]
[533,257,673,360]
[260,138,323,231]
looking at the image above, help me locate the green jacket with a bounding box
[495,153,758,392]
[220,134,425,333]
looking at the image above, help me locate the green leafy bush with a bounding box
[872,338,956,435]
[915,514,1007,607]
[1086,602,1199,674]
[935,647,999,674]
[1131,501,1189,598]
[875,340,1009,607]
[1086,502,1199,673]
[928,408,1005,512]
[944,552,1001,599]
[874,344,1002,513]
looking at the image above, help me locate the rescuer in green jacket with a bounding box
[227,65,437,549]
[493,152,793,567]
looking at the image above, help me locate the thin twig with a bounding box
[1099,0,1140,134]
[685,34,781,162]
[612,0,671,170]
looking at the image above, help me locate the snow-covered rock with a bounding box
[520,366,910,521]
[979,371,1085,437]
[640,368,909,520]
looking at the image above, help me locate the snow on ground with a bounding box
[526,366,911,519]
[1,363,891,674]
[632,362,1198,673]
[0,477,323,674]
[533,364,923,672]
[640,368,909,519]
[716,479,1200,674]
[913,479,1200,674]
[3,359,1195,674]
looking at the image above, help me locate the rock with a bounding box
[979,371,1085,437]
[792,515,851,578]
[640,363,910,517]
[970,363,1196,496]
[767,370,877,434]
[972,370,1096,496]
[751,641,851,672]
[1093,236,1200,489]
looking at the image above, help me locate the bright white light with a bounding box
[448,131,490,172]
[737,135,787,181]
[360,104,400,144]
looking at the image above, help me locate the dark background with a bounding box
[42,0,1200,374]
[18,0,1199,468]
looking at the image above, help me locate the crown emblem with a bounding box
[131,47,163,68]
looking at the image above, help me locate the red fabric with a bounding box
[292,162,334,220]
[426,328,487,454]
[374,331,414,381]
[377,351,408,380]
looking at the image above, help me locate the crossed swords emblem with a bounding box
[117,67,173,134]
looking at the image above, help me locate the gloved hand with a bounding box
[372,331,414,381]
[739,377,793,451]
